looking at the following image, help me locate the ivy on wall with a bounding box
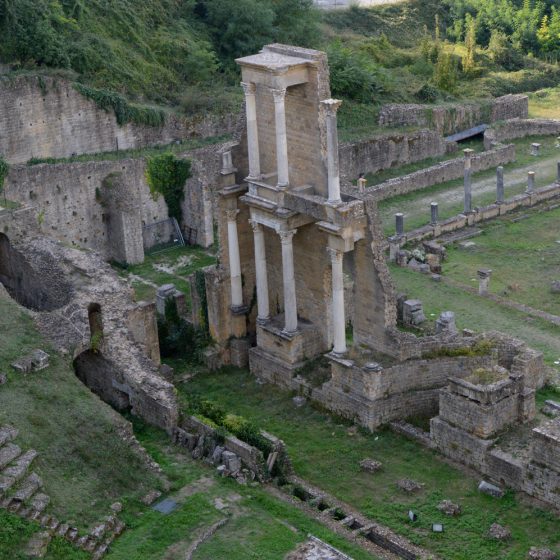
[73,83,166,127]
[0,156,9,194]
[145,153,191,223]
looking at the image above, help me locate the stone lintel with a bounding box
[219,184,247,199]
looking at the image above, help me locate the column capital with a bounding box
[248,219,263,234]
[225,209,240,222]
[463,148,474,159]
[278,229,296,245]
[271,87,287,103]
[326,246,343,263]
[241,81,256,96]
[321,98,343,117]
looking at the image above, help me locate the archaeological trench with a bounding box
[2,44,560,557]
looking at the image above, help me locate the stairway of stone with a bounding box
[0,425,126,559]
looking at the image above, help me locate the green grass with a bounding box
[442,206,560,317]
[112,420,378,560]
[529,87,560,119]
[183,367,560,559]
[0,291,162,530]
[113,245,216,304]
[378,133,560,235]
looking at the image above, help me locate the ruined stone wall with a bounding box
[0,75,239,164]
[484,118,560,149]
[339,129,448,182]
[351,142,515,202]
[378,95,528,135]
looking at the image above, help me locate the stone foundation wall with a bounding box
[484,118,560,149]
[0,75,239,164]
[339,129,448,182]
[352,142,515,202]
[378,95,528,135]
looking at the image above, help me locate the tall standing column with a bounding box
[278,229,298,333]
[328,247,347,355]
[321,99,343,204]
[249,220,270,323]
[271,88,289,188]
[226,209,243,310]
[496,166,504,204]
[463,149,474,214]
[241,82,261,179]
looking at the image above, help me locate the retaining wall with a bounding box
[484,118,560,149]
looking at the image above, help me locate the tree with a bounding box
[463,13,477,73]
[433,50,459,93]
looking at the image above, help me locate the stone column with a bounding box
[278,229,298,333]
[477,268,492,296]
[272,88,289,188]
[321,99,343,204]
[241,82,261,179]
[531,143,541,156]
[249,220,270,323]
[496,166,504,204]
[430,202,439,224]
[527,171,535,193]
[395,213,404,236]
[226,209,243,310]
[327,247,346,355]
[221,151,235,175]
[463,149,474,214]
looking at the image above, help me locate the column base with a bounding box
[256,316,271,326]
[230,304,249,316]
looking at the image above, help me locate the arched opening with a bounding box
[88,303,104,351]
[73,350,131,412]
[0,233,71,311]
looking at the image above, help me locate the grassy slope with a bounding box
[0,289,162,530]
[183,368,560,560]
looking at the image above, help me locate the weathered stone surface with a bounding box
[435,311,458,336]
[478,480,504,498]
[551,281,560,294]
[396,479,423,493]
[110,502,123,513]
[222,451,241,474]
[140,490,162,506]
[437,500,461,516]
[25,531,51,558]
[211,446,225,466]
[0,373,6,385]
[489,523,511,540]
[528,548,558,560]
[542,400,560,417]
[359,459,382,473]
[0,443,21,469]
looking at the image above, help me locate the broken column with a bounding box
[357,174,367,193]
[430,202,439,225]
[278,229,298,334]
[436,311,458,336]
[327,247,346,355]
[321,99,343,205]
[527,171,535,193]
[531,143,541,157]
[241,82,260,179]
[271,87,289,188]
[402,299,426,326]
[395,213,404,236]
[496,166,504,204]
[477,268,492,296]
[156,284,177,317]
[463,149,474,214]
[226,209,244,312]
[250,219,270,323]
[221,151,236,175]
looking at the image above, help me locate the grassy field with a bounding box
[113,245,216,304]
[529,87,560,119]
[106,421,379,560]
[0,289,163,532]
[183,368,560,560]
[378,134,560,235]
[442,206,560,317]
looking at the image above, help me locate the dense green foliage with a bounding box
[145,153,191,222]
[0,156,8,194]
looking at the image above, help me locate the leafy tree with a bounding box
[433,49,459,93]
[463,13,477,73]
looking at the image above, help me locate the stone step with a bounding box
[0,449,38,496]
[0,426,18,448]
[25,531,52,558]
[92,543,109,560]
[26,493,50,521]
[0,443,22,469]
[11,472,42,504]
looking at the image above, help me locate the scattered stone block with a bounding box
[25,531,51,558]
[222,451,241,475]
[216,464,227,476]
[402,300,426,326]
[31,350,49,371]
[152,498,178,515]
[140,490,161,506]
[478,480,504,498]
[542,400,560,417]
[211,446,224,466]
[435,311,458,336]
[359,459,382,473]
[528,548,557,560]
[0,373,6,385]
[11,356,33,374]
[0,443,22,469]
[437,500,461,516]
[431,274,442,282]
[459,241,476,248]
[292,396,306,407]
[489,523,511,540]
[551,281,560,294]
[396,479,423,493]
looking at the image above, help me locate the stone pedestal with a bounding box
[478,268,492,296]
[463,149,474,214]
[496,166,504,204]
